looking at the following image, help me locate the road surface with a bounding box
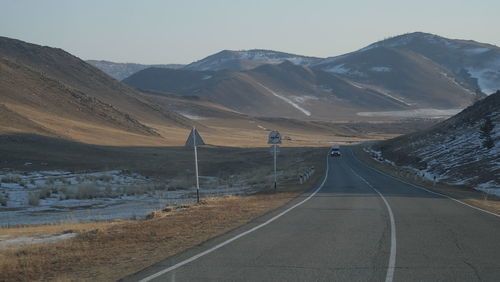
[124,146,500,282]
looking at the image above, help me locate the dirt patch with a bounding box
[354,145,500,215]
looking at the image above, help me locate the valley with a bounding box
[1,28,499,282]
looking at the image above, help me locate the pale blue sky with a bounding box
[1,0,499,64]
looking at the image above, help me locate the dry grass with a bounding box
[0,185,323,281]
[0,147,326,282]
[354,145,500,215]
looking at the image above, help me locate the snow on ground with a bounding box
[440,72,476,95]
[370,88,412,106]
[257,125,267,131]
[256,82,311,116]
[475,181,500,197]
[467,62,500,95]
[292,96,318,103]
[369,107,499,196]
[0,170,262,226]
[357,108,462,118]
[178,112,206,120]
[466,47,491,55]
[0,233,77,249]
[347,81,365,89]
[324,64,366,77]
[370,66,391,72]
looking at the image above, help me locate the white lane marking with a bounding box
[350,148,500,219]
[350,168,396,282]
[138,154,330,282]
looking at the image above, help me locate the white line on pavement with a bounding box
[138,153,330,282]
[350,168,396,282]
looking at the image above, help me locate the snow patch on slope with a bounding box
[357,108,462,118]
[0,233,77,249]
[256,82,311,116]
[374,105,499,196]
[370,66,391,72]
[467,59,500,95]
[324,64,366,77]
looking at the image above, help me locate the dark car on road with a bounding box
[330,145,341,157]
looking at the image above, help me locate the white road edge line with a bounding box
[350,148,500,219]
[350,168,396,282]
[138,153,330,282]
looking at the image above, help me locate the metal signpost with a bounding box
[185,127,205,203]
[268,130,281,192]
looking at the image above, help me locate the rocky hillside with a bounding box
[372,91,499,193]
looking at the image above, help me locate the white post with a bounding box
[193,127,200,203]
[273,144,277,192]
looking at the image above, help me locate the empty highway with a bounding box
[125,147,500,282]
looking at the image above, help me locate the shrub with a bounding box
[0,194,7,206]
[480,116,495,149]
[28,192,40,206]
[1,175,21,183]
[97,175,113,182]
[75,184,100,199]
[38,186,52,199]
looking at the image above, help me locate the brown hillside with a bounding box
[0,36,192,130]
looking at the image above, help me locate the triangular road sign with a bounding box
[185,127,205,147]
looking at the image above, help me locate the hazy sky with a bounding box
[1,0,499,64]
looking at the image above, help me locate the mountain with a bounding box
[123,32,496,120]
[86,60,184,80]
[372,90,499,191]
[183,49,322,71]
[315,32,500,95]
[0,36,192,145]
[124,60,481,121]
[125,61,421,120]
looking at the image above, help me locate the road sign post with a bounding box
[273,144,277,192]
[185,127,205,203]
[268,131,281,192]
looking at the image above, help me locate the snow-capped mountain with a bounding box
[183,49,323,71]
[373,90,499,193]
[122,32,498,120]
[315,32,500,95]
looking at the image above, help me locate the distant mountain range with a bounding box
[121,32,499,120]
[86,60,184,80]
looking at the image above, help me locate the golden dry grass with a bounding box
[0,147,326,282]
[354,145,500,215]
[0,187,322,281]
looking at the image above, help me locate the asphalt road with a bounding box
[124,146,500,282]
